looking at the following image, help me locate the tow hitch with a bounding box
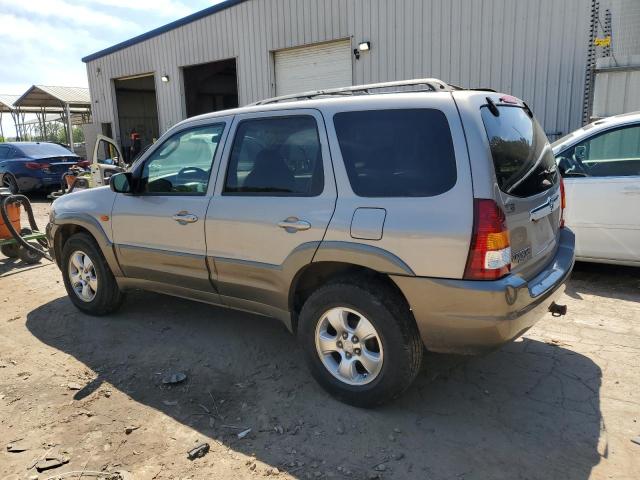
[549,302,567,317]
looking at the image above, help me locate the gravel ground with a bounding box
[0,197,638,480]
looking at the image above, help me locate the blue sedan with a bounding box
[0,142,81,194]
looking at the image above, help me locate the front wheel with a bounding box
[61,233,125,315]
[298,279,423,407]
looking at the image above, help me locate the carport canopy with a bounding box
[13,86,91,151]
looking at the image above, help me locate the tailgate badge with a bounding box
[511,246,532,264]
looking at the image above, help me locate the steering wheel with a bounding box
[177,167,208,179]
[566,154,590,177]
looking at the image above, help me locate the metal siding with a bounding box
[86,0,591,143]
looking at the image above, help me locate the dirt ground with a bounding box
[1,197,639,480]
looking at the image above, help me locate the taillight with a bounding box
[559,176,566,228]
[464,199,511,280]
[25,162,50,170]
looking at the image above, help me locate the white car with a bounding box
[553,112,640,266]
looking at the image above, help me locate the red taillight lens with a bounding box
[559,176,566,228]
[25,161,50,170]
[464,199,511,280]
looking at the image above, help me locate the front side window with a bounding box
[481,105,558,197]
[556,124,640,178]
[333,109,457,197]
[224,116,323,196]
[140,124,224,195]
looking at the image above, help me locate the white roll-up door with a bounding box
[274,39,353,96]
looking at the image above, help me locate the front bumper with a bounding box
[392,228,576,354]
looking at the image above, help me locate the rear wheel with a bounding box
[61,233,125,315]
[298,279,423,407]
[2,173,18,194]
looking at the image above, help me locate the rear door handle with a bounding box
[172,212,198,224]
[278,217,311,232]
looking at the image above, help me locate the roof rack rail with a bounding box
[252,77,454,105]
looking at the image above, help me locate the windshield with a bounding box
[481,105,558,197]
[15,143,75,157]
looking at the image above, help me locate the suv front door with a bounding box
[206,110,336,315]
[556,123,640,263]
[111,120,229,293]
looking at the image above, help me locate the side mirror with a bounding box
[110,172,133,194]
[574,145,587,161]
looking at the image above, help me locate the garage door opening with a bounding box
[274,39,353,96]
[114,74,159,163]
[183,59,238,118]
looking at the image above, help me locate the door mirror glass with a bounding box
[110,172,133,193]
[574,145,586,161]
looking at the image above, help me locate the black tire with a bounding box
[61,232,125,315]
[1,243,20,258]
[298,278,423,408]
[2,173,19,194]
[18,245,42,264]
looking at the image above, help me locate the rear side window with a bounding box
[333,109,457,197]
[481,105,558,197]
[224,116,323,196]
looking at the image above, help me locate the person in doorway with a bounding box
[130,128,142,162]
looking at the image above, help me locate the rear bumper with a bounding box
[392,228,576,354]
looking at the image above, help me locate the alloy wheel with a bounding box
[68,250,98,302]
[314,307,384,386]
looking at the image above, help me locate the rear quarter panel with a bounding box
[320,93,474,278]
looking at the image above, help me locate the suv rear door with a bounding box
[205,109,336,314]
[460,92,561,278]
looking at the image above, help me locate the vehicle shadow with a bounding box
[565,261,639,302]
[26,292,603,479]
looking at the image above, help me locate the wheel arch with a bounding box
[53,214,123,276]
[288,260,414,333]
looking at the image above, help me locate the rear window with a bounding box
[333,109,457,197]
[15,143,74,157]
[481,105,557,197]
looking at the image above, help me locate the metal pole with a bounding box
[65,103,74,152]
[0,111,4,140]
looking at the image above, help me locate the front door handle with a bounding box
[172,211,198,224]
[278,217,311,232]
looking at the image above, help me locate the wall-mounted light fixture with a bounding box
[161,74,170,83]
[354,41,371,60]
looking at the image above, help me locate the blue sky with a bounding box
[0,0,220,138]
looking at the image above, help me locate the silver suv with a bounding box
[48,79,575,407]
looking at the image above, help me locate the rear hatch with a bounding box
[480,97,561,279]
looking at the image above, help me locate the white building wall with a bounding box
[86,0,591,144]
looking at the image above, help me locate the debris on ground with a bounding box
[162,400,178,406]
[67,382,82,390]
[162,372,187,384]
[237,428,252,439]
[631,436,640,446]
[6,440,28,453]
[124,425,140,435]
[35,455,70,472]
[187,442,210,460]
[374,463,387,471]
